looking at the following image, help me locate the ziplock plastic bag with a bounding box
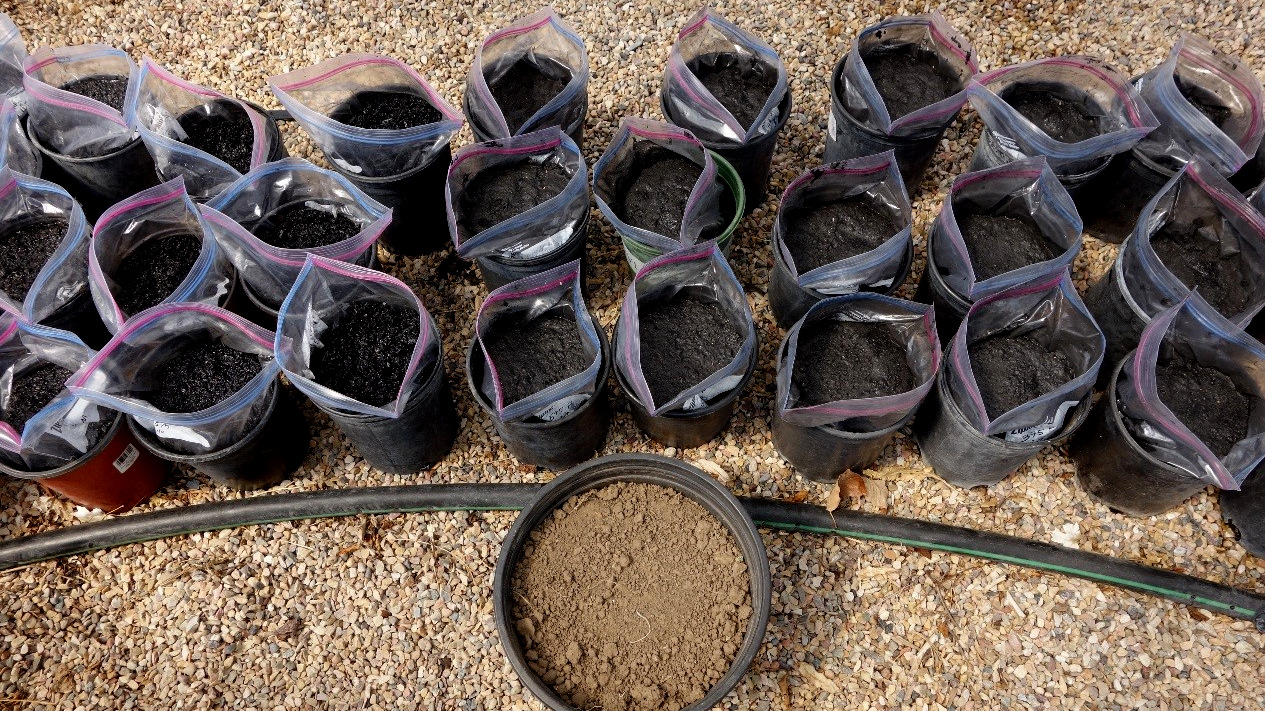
[275,254,438,419]
[661,8,787,144]
[0,13,27,98]
[777,294,940,431]
[0,167,90,323]
[476,260,600,422]
[593,118,724,255]
[1118,295,1265,490]
[89,178,234,333]
[947,269,1104,440]
[22,45,137,158]
[447,127,588,259]
[775,151,912,294]
[616,241,755,415]
[933,157,1082,301]
[0,97,38,175]
[0,319,106,470]
[126,59,274,200]
[68,303,279,454]
[967,56,1158,173]
[1250,178,1265,214]
[465,8,589,139]
[1133,35,1264,176]
[270,54,461,178]
[1119,160,1265,323]
[840,12,976,138]
[202,158,391,308]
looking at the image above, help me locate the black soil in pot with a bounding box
[309,299,420,407]
[0,216,71,302]
[509,480,753,711]
[1175,76,1232,129]
[1150,219,1250,317]
[252,204,362,250]
[859,44,960,119]
[969,334,1075,419]
[482,313,588,406]
[487,57,571,134]
[150,340,264,414]
[793,320,916,405]
[956,209,1059,280]
[3,363,74,432]
[638,294,743,406]
[688,53,778,128]
[178,99,255,173]
[329,90,443,130]
[113,233,203,316]
[60,75,128,111]
[781,195,897,272]
[459,161,572,235]
[997,84,1102,143]
[1154,354,1250,457]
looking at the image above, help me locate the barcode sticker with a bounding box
[113,444,139,473]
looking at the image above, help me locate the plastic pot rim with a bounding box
[828,53,947,143]
[773,231,915,300]
[477,211,591,269]
[491,452,772,711]
[921,239,972,316]
[934,366,1094,452]
[0,409,123,481]
[126,380,280,463]
[313,356,445,424]
[658,84,792,152]
[463,91,589,145]
[1099,355,1203,482]
[612,325,758,421]
[26,121,145,164]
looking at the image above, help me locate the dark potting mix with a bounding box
[781,195,898,272]
[614,146,703,238]
[955,208,1059,280]
[251,203,362,250]
[178,100,255,173]
[638,294,743,406]
[0,216,71,301]
[689,53,779,128]
[487,57,571,134]
[309,299,421,407]
[330,90,443,130]
[113,233,203,316]
[968,334,1075,419]
[1150,219,1250,317]
[792,320,916,405]
[459,160,572,235]
[1155,354,1251,457]
[1175,75,1232,128]
[510,481,752,711]
[859,44,960,119]
[998,85,1102,143]
[60,74,129,111]
[483,313,588,405]
[150,341,264,414]
[3,364,74,433]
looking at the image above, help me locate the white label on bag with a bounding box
[1005,400,1080,443]
[828,111,838,141]
[113,444,139,473]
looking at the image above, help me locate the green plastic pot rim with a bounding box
[492,453,771,711]
[619,150,745,266]
[0,409,123,481]
[466,326,610,431]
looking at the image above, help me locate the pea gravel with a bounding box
[1,1,1263,710]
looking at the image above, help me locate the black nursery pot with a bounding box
[771,336,918,483]
[825,54,951,191]
[1082,147,1176,244]
[1221,460,1265,558]
[316,358,459,475]
[175,98,289,179]
[970,126,1113,219]
[493,453,771,711]
[127,381,310,491]
[660,89,791,213]
[912,242,971,346]
[328,145,453,257]
[613,326,757,450]
[768,235,913,330]
[1082,254,1148,384]
[475,212,590,293]
[914,368,1093,489]
[1069,358,1206,516]
[466,327,611,471]
[463,90,587,151]
[39,290,113,350]
[26,125,160,222]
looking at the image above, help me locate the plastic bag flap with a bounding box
[0,167,90,323]
[22,45,136,157]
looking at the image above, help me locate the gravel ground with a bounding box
[2,0,1264,709]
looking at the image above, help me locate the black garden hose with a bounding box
[1,484,1261,630]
